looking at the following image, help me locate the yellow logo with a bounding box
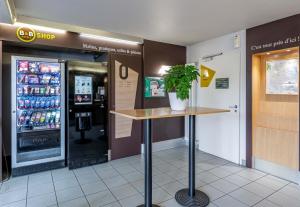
[16,27,36,42]
[16,27,56,42]
[200,65,216,87]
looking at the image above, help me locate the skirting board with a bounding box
[253,157,300,184]
[141,137,186,154]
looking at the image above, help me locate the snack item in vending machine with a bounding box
[30,98,36,109]
[45,98,51,108]
[35,98,41,108]
[24,99,31,109]
[17,87,23,96]
[50,98,55,108]
[29,112,36,126]
[55,111,60,128]
[29,62,39,73]
[18,98,25,109]
[50,87,55,95]
[25,111,33,125]
[40,74,51,84]
[40,112,46,124]
[55,98,60,108]
[50,74,60,84]
[35,112,42,125]
[45,112,51,125]
[18,61,29,72]
[28,75,39,84]
[39,63,50,73]
[18,111,27,125]
[49,63,60,73]
[45,86,51,95]
[40,98,46,108]
[55,86,60,95]
[40,87,46,95]
[23,86,29,95]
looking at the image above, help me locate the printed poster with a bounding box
[74,75,93,105]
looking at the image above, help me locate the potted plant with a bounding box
[164,64,199,110]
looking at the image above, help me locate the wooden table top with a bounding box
[110,107,230,120]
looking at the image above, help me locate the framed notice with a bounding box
[74,75,93,105]
[216,78,229,89]
[266,59,299,95]
[144,77,165,97]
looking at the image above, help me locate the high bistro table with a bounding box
[111,107,229,207]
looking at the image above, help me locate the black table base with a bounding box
[175,115,210,207]
[138,119,161,207]
[175,189,209,207]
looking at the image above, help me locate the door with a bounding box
[67,61,108,169]
[109,53,142,160]
[196,49,240,164]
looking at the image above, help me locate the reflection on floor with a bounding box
[0,146,299,207]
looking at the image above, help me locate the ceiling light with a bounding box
[266,52,270,55]
[286,49,291,52]
[80,33,140,45]
[14,22,66,34]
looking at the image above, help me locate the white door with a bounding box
[196,49,240,164]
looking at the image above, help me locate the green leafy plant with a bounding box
[164,64,199,100]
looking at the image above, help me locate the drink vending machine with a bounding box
[11,56,65,175]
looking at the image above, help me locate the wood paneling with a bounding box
[252,48,299,170]
[143,40,186,142]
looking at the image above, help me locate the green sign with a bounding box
[144,77,165,97]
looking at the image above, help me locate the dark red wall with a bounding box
[143,40,186,142]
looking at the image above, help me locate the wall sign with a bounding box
[16,27,56,43]
[266,59,299,95]
[144,77,165,97]
[200,65,216,87]
[74,76,93,105]
[0,23,141,55]
[216,78,229,89]
[115,60,138,139]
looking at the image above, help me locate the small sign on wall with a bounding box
[216,78,229,89]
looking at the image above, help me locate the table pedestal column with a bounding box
[175,115,209,207]
[137,119,160,207]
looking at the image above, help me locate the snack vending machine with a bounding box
[11,56,65,175]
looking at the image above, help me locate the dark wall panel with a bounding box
[143,40,186,142]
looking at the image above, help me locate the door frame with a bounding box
[246,46,300,170]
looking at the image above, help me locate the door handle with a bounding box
[228,105,238,109]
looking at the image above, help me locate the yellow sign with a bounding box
[16,27,56,43]
[16,27,36,42]
[200,65,216,87]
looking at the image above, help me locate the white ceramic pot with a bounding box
[168,92,188,111]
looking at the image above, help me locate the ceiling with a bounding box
[9,0,300,45]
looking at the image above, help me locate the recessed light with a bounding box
[80,33,140,45]
[14,22,66,34]
[266,52,271,55]
[286,49,291,52]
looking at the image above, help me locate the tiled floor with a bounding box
[1,146,300,207]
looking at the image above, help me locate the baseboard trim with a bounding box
[141,137,186,154]
[253,157,300,184]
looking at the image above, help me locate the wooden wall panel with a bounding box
[252,49,299,170]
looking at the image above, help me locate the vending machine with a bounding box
[11,56,65,175]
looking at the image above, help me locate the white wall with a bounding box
[186,30,247,165]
